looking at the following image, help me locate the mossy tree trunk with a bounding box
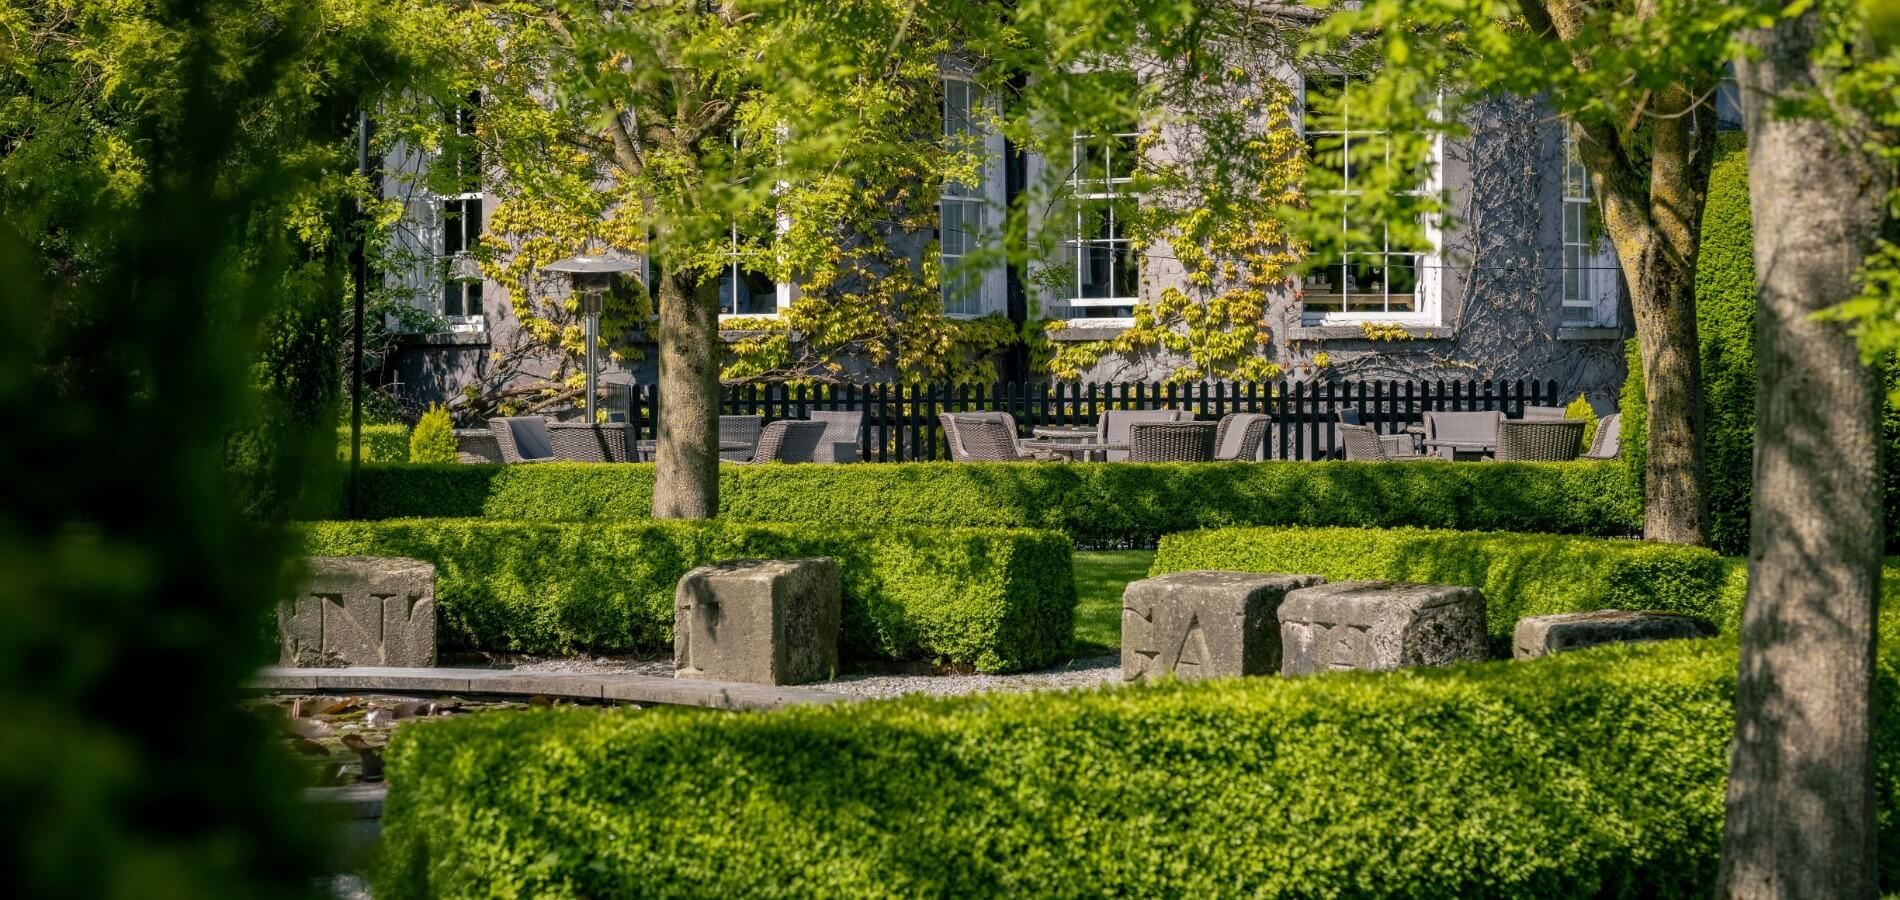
[1569,93,1715,547]
[1716,5,1889,896]
[652,269,721,519]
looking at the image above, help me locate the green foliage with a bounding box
[1154,526,1734,636]
[375,609,1900,898]
[337,425,411,464]
[1695,133,1758,554]
[0,0,436,893]
[1620,337,1648,494]
[339,459,1644,544]
[300,519,1075,673]
[408,405,458,465]
[1564,393,1597,454]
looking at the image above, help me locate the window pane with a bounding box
[720,266,776,316]
[1384,255,1419,311]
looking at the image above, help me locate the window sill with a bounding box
[400,330,490,348]
[1047,319,1132,341]
[1287,324,1453,342]
[1557,326,1623,341]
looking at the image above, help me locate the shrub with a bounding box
[336,459,1644,544]
[372,566,1900,900]
[408,405,458,464]
[1151,526,1734,635]
[300,519,1075,673]
[1564,392,1597,453]
[337,424,410,463]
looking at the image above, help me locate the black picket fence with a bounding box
[610,379,1565,462]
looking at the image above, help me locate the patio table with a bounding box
[635,439,757,462]
[1422,439,1494,461]
[1019,438,1128,462]
[1031,426,1100,441]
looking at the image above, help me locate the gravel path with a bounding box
[446,652,1124,701]
[819,655,1121,700]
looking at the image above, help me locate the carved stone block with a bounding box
[280,557,437,668]
[1279,581,1488,675]
[674,558,840,686]
[1513,609,1717,660]
[1121,571,1325,682]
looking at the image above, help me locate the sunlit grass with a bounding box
[1071,550,1153,655]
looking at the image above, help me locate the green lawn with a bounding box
[1071,550,1153,655]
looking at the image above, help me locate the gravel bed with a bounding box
[819,655,1121,700]
[441,651,1126,700]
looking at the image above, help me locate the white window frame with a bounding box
[1061,127,1142,320]
[939,74,1005,318]
[717,128,794,321]
[436,97,486,333]
[1561,134,1620,327]
[1297,73,1443,326]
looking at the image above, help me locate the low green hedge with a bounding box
[372,592,1900,897]
[301,519,1074,673]
[337,459,1643,544]
[336,424,410,463]
[1152,526,1735,637]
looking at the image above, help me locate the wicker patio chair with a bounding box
[1494,419,1586,462]
[737,420,828,464]
[718,415,763,462]
[1581,413,1622,460]
[1339,423,1428,462]
[941,414,1064,462]
[547,422,633,462]
[453,428,503,464]
[1519,404,1569,420]
[1098,408,1188,462]
[1127,421,1218,462]
[1336,409,1420,458]
[806,409,864,463]
[487,416,559,464]
[1214,413,1269,461]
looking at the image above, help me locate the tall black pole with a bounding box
[349,106,368,518]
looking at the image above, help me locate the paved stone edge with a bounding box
[248,666,847,711]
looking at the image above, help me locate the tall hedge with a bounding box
[1626,132,1898,551]
[335,459,1644,544]
[301,519,1076,673]
[1152,526,1737,636]
[336,424,410,463]
[370,584,1900,898]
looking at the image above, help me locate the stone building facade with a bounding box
[382,69,1662,417]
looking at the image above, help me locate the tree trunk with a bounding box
[1716,6,1888,897]
[652,269,721,519]
[1626,246,1710,545]
[1573,92,1715,546]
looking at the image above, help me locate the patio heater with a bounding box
[542,254,638,422]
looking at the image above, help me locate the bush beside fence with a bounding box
[336,459,1643,544]
[371,590,1900,898]
[300,519,1074,673]
[1152,526,1736,636]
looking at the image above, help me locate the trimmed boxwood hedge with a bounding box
[336,424,410,463]
[301,519,1075,673]
[336,459,1643,544]
[1152,526,1736,637]
[372,591,1900,898]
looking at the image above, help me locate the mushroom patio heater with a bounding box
[542,254,639,422]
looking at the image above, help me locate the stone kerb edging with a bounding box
[247,666,846,711]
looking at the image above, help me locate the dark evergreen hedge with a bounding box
[369,579,1900,898]
[333,459,1644,544]
[301,518,1075,673]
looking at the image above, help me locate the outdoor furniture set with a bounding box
[483,410,867,465]
[474,402,1621,466]
[1338,408,1622,463]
